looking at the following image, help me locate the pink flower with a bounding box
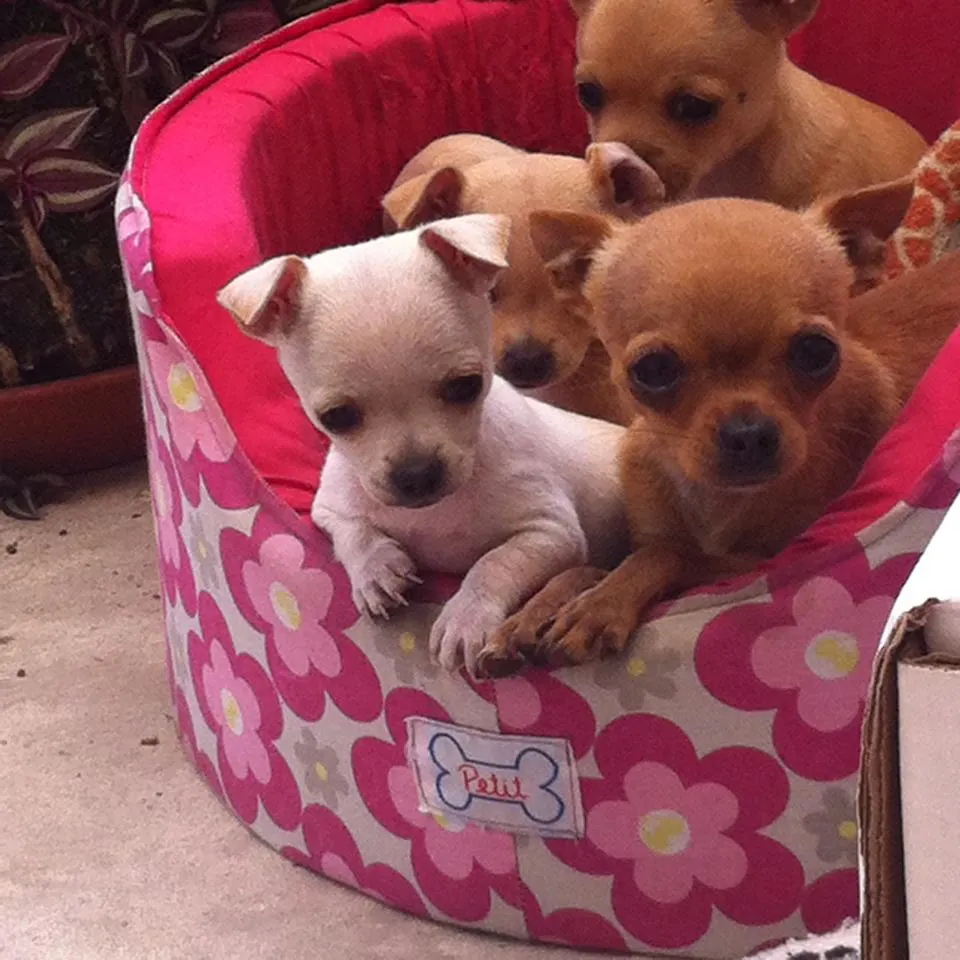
[353,688,531,921]
[115,176,158,309]
[189,593,301,830]
[589,762,747,904]
[751,578,883,734]
[545,714,803,951]
[222,512,382,722]
[468,669,596,759]
[146,339,235,465]
[150,435,197,617]
[201,639,271,782]
[697,549,917,780]
[387,764,515,881]
[283,806,426,917]
[242,534,341,678]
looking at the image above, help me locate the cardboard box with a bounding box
[862,495,960,960]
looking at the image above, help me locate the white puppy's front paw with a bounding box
[429,593,505,675]
[348,541,421,619]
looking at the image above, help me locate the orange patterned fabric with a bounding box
[886,120,960,278]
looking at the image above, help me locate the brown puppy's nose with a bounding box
[497,340,556,388]
[389,454,446,505]
[716,412,781,484]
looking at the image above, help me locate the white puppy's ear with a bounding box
[420,214,510,296]
[216,255,308,343]
[587,141,666,218]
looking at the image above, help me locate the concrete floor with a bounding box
[0,462,654,960]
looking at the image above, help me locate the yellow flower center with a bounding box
[806,631,860,680]
[221,689,243,735]
[197,538,208,560]
[313,761,329,782]
[270,583,302,630]
[168,363,202,412]
[639,809,691,856]
[837,819,858,842]
[399,632,417,655]
[626,655,647,677]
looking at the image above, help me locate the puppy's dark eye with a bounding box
[319,403,362,434]
[441,373,484,405]
[667,93,720,126]
[629,348,684,395]
[788,332,840,382]
[488,285,501,306]
[576,80,606,114]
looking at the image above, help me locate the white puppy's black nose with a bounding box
[390,454,446,504]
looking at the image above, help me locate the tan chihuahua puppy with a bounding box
[383,134,665,423]
[570,0,927,207]
[477,179,960,676]
[217,215,628,676]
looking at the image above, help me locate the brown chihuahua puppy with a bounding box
[383,134,665,423]
[570,0,927,207]
[476,179,960,676]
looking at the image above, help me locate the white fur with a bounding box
[218,215,628,674]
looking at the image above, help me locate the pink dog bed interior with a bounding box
[139,0,960,556]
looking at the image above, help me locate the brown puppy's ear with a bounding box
[812,177,915,294]
[735,0,819,36]
[421,213,510,296]
[529,210,614,307]
[381,167,465,233]
[586,141,666,218]
[216,255,308,343]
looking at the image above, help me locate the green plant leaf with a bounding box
[23,149,119,214]
[0,35,70,102]
[1,107,98,165]
[140,6,210,52]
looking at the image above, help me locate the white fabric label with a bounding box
[406,716,584,839]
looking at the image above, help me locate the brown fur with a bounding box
[571,0,927,207]
[476,186,960,675]
[382,135,664,424]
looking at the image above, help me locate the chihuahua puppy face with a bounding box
[383,138,663,415]
[218,216,508,509]
[533,177,914,502]
[596,203,850,490]
[571,0,815,199]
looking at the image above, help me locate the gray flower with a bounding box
[293,730,349,809]
[803,788,858,865]
[593,639,684,710]
[167,619,189,685]
[187,513,220,590]
[374,627,438,685]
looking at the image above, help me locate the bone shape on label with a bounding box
[428,732,564,825]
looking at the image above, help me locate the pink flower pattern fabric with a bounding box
[117,145,960,957]
[546,714,804,949]
[696,550,918,781]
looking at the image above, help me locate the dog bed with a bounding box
[117,0,960,955]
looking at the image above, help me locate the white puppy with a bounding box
[217,214,627,674]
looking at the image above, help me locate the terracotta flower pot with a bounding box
[0,365,145,476]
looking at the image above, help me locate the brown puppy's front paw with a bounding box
[474,567,607,678]
[537,585,640,666]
